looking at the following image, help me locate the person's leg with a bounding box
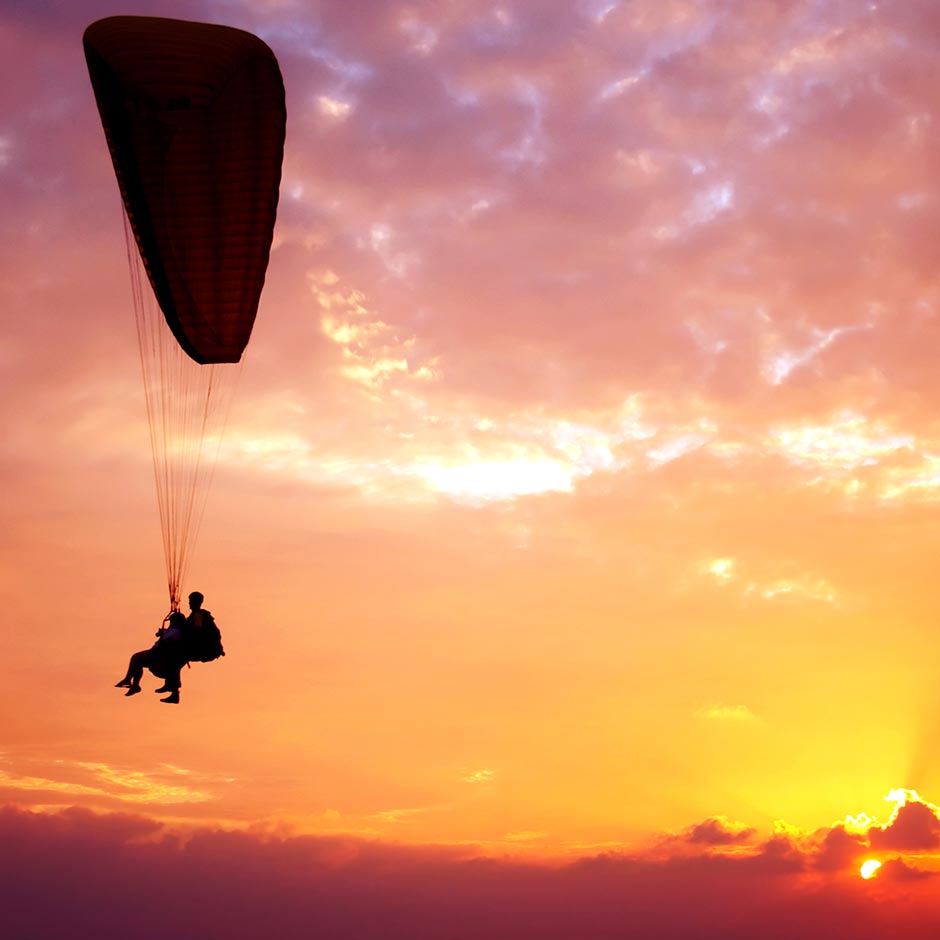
[118,651,149,695]
[154,657,183,694]
[116,654,136,686]
[160,664,182,704]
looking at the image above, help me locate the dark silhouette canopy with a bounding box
[84,15,286,609]
[83,15,286,364]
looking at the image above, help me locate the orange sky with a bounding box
[4,0,940,932]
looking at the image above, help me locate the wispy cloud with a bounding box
[696,704,757,723]
[368,806,428,824]
[0,756,222,807]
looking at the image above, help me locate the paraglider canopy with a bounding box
[84,15,286,609]
[83,15,286,364]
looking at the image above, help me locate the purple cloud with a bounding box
[3,805,939,940]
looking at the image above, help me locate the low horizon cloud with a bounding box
[3,790,940,940]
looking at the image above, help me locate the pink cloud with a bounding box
[8,0,940,469]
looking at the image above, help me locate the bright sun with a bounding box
[860,859,882,880]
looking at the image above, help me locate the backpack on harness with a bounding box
[187,614,225,663]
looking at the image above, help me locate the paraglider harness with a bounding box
[158,609,226,666]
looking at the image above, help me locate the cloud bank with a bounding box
[3,794,940,940]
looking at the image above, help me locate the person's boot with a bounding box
[160,691,180,704]
[153,684,172,693]
[115,678,131,688]
[125,685,141,696]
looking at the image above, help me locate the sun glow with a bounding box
[860,859,882,880]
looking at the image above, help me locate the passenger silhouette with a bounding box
[186,591,211,627]
[115,611,188,704]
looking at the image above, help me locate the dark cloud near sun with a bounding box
[809,824,867,873]
[869,797,940,852]
[878,857,938,882]
[662,793,940,884]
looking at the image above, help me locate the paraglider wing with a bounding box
[84,15,286,609]
[83,15,286,364]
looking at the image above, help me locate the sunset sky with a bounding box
[5,0,940,934]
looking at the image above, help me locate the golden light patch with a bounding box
[317,95,351,119]
[765,414,911,471]
[860,859,882,880]
[842,812,874,835]
[417,457,574,501]
[706,558,735,582]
